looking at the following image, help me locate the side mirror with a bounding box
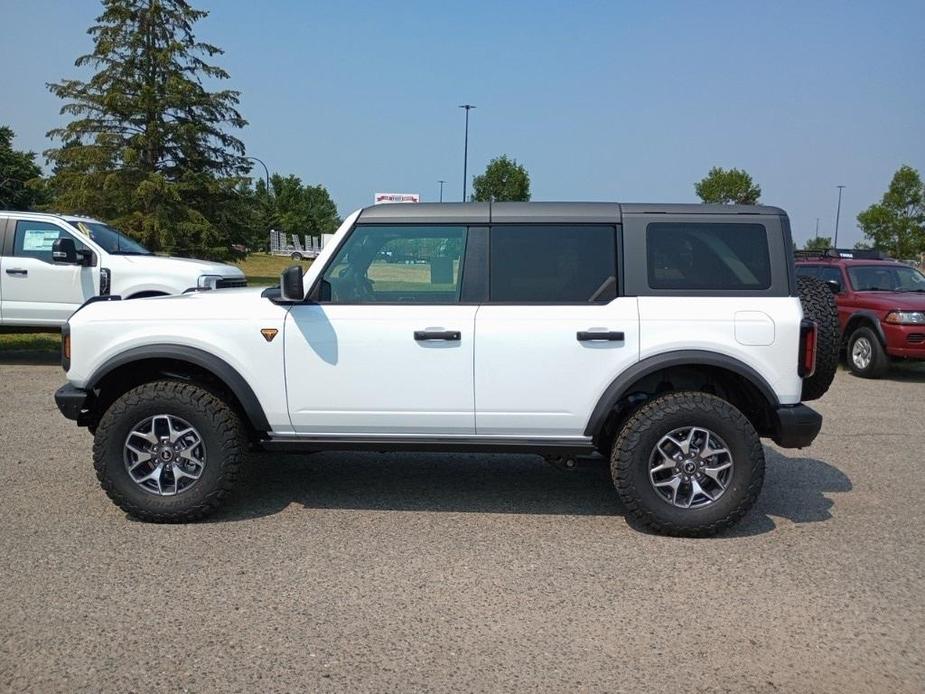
[825,279,841,294]
[280,265,305,302]
[52,237,78,264]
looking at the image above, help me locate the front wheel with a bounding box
[93,380,246,522]
[847,326,889,378]
[611,392,765,537]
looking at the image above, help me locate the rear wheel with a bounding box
[93,380,245,522]
[847,326,889,378]
[797,275,839,400]
[290,252,303,261]
[611,391,765,537]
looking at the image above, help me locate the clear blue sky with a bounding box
[2,0,923,246]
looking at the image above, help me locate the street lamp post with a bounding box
[834,185,846,248]
[438,180,446,203]
[459,104,476,201]
[245,156,271,193]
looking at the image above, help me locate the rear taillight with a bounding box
[798,319,817,377]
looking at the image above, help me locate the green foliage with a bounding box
[856,165,925,258]
[0,126,47,210]
[45,0,249,260]
[249,174,340,251]
[804,236,833,251]
[695,166,761,205]
[471,155,531,202]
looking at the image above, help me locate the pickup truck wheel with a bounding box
[847,326,889,378]
[797,275,839,401]
[93,381,245,522]
[611,392,765,537]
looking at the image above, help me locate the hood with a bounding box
[72,285,270,323]
[115,254,244,277]
[851,291,925,311]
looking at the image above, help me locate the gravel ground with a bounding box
[1,361,923,693]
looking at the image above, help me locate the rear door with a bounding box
[0,218,100,326]
[474,224,639,437]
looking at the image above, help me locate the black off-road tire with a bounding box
[611,392,765,537]
[93,380,245,522]
[846,326,890,378]
[797,275,840,401]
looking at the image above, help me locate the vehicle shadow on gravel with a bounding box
[210,447,851,536]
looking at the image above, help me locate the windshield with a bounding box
[72,221,152,255]
[847,264,925,292]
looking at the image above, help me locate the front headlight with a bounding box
[884,311,925,325]
[197,274,223,290]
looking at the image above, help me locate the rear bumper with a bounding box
[769,404,822,448]
[55,384,88,422]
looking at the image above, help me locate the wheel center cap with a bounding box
[158,448,175,463]
[682,461,697,474]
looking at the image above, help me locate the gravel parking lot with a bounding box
[1,360,923,693]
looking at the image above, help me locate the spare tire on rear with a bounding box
[797,275,840,401]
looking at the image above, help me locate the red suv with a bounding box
[795,249,925,378]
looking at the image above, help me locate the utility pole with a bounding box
[459,104,476,201]
[815,217,820,242]
[438,180,446,203]
[834,185,846,248]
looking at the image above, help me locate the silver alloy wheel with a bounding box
[123,414,206,496]
[648,426,734,509]
[852,336,872,370]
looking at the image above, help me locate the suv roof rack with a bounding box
[794,248,892,261]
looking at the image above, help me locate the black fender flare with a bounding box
[584,350,780,438]
[844,310,887,345]
[86,344,271,432]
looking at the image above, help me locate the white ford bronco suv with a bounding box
[54,202,838,536]
[0,211,246,329]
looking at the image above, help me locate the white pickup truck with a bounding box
[0,211,246,329]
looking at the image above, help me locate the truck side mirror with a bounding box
[825,279,841,294]
[280,265,305,302]
[52,237,78,264]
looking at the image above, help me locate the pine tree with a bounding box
[46,0,249,259]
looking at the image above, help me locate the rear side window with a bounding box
[489,225,617,303]
[646,222,771,290]
[795,265,820,279]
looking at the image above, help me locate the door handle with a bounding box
[5,269,28,276]
[577,330,624,342]
[414,330,461,341]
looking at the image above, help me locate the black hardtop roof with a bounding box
[356,201,785,225]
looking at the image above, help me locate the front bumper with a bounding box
[55,384,89,422]
[883,323,925,359]
[769,404,822,448]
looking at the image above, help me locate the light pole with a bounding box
[834,185,846,248]
[438,180,446,203]
[459,104,476,201]
[246,156,271,194]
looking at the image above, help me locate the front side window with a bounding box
[13,220,88,263]
[795,265,820,279]
[847,264,925,292]
[320,225,467,303]
[817,266,844,288]
[72,220,151,255]
[489,225,617,303]
[646,222,771,290]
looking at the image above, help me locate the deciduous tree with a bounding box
[695,167,761,205]
[857,165,925,258]
[0,126,46,210]
[471,155,531,202]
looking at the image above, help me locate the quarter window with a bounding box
[320,225,467,304]
[646,222,771,290]
[13,220,87,264]
[489,225,617,303]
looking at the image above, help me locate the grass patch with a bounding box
[235,253,313,286]
[0,332,61,353]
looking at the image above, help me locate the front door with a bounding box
[285,223,476,435]
[0,219,99,326]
